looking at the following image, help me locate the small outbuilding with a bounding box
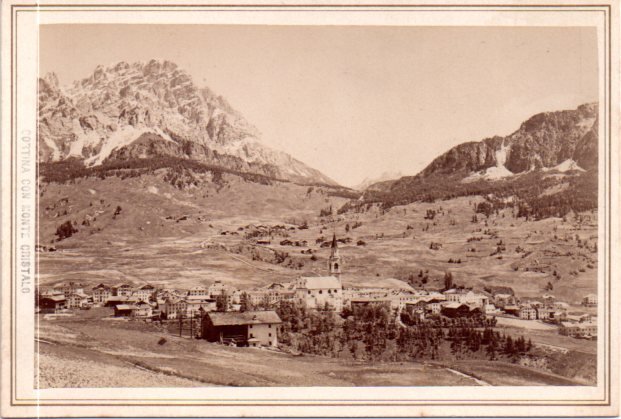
[114,304,136,317]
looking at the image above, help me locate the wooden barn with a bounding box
[38,295,67,313]
[201,311,282,347]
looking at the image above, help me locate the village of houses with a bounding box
[36,236,598,349]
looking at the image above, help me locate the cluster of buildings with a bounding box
[37,235,598,345]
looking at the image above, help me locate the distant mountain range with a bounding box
[37,61,598,223]
[352,171,405,191]
[38,60,337,186]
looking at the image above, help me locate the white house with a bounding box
[187,286,209,297]
[443,289,489,308]
[162,297,187,320]
[113,284,133,297]
[132,284,156,302]
[92,283,112,304]
[582,293,597,307]
[66,292,89,309]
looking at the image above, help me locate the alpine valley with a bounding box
[36,60,598,387]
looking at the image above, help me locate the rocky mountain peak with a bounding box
[38,60,337,186]
[42,72,60,90]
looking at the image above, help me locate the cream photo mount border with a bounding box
[0,1,619,417]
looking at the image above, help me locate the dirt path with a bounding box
[445,368,491,386]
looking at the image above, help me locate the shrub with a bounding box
[55,220,77,241]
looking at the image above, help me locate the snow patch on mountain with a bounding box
[85,126,174,167]
[462,143,514,183]
[543,159,586,173]
[42,136,61,160]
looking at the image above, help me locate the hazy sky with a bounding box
[40,25,598,187]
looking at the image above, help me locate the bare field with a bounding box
[37,312,480,388]
[37,311,583,388]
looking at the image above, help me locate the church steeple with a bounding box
[328,233,341,279]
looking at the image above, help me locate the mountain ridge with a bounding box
[358,103,598,220]
[365,103,597,188]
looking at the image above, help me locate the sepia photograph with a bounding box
[1,1,619,417]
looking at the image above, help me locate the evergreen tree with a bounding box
[216,291,229,312]
[239,292,251,312]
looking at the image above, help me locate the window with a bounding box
[308,290,311,295]
[319,290,323,294]
[328,289,331,294]
[268,324,271,328]
[249,325,253,329]
[250,333,254,338]
[268,333,272,337]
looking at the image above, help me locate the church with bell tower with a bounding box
[293,233,344,312]
[328,233,342,281]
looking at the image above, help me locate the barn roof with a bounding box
[299,276,341,290]
[207,311,282,326]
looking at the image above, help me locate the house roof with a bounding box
[107,296,128,302]
[185,295,215,301]
[299,276,341,290]
[426,298,445,304]
[207,310,282,326]
[351,298,391,303]
[138,284,155,290]
[116,304,136,311]
[42,295,66,302]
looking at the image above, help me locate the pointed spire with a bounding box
[329,233,341,279]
